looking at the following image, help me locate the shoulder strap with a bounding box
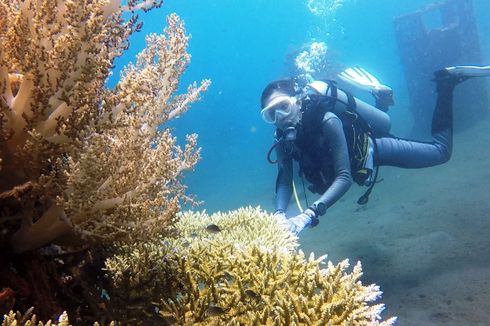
[346,90,357,111]
[301,80,338,125]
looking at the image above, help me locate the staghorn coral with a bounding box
[2,309,70,326]
[103,206,296,323]
[0,0,209,252]
[105,207,396,325]
[60,17,210,245]
[175,206,299,252]
[161,245,396,325]
[2,308,116,325]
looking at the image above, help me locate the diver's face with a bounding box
[261,91,301,130]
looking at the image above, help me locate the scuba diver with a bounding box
[261,65,490,235]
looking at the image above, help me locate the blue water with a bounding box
[112,0,490,323]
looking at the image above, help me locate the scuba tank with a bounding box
[306,80,391,135]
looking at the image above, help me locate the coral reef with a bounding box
[0,0,211,322]
[2,308,115,325]
[0,1,395,325]
[2,309,70,326]
[175,206,299,252]
[105,207,396,325]
[103,206,297,323]
[0,0,209,253]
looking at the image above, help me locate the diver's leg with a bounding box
[374,72,456,168]
[375,65,490,168]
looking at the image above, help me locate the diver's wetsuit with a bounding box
[274,79,455,215]
[375,81,453,168]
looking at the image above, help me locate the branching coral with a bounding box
[105,207,396,325]
[160,245,395,325]
[175,206,299,252]
[0,0,209,252]
[103,206,296,323]
[2,308,116,325]
[2,309,69,326]
[60,15,210,245]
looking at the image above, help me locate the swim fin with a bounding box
[338,67,391,93]
[433,65,490,86]
[338,66,394,110]
[445,65,490,78]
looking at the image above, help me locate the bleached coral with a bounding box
[105,207,396,325]
[0,0,209,252]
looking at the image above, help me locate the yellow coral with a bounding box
[105,207,396,325]
[176,206,299,252]
[0,0,209,252]
[1,308,117,325]
[160,243,396,325]
[104,207,296,323]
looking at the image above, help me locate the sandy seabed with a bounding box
[299,118,490,325]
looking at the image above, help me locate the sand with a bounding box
[299,118,490,325]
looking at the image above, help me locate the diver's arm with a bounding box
[274,141,293,213]
[312,113,353,214]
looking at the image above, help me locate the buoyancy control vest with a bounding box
[277,80,376,194]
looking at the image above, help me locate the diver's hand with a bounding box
[287,209,316,235]
[273,210,287,222]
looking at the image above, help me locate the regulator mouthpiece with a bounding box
[283,125,297,142]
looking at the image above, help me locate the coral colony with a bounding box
[0,0,395,324]
[0,0,209,253]
[105,207,396,324]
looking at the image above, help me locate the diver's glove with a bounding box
[273,209,287,222]
[287,208,317,235]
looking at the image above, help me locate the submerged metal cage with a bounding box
[394,0,488,136]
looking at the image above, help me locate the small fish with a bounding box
[223,271,234,280]
[206,224,221,234]
[205,305,226,317]
[0,287,15,313]
[0,288,14,301]
[244,289,260,300]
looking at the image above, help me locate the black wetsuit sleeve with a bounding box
[314,112,353,211]
[274,140,293,212]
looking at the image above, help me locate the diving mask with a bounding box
[260,96,299,124]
